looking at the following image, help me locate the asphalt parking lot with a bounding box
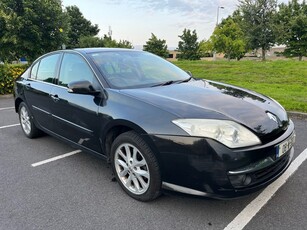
[1,96,306,230]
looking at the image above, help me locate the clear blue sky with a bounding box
[62,0,290,49]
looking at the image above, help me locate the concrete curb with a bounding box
[288,111,307,120]
[0,94,13,99]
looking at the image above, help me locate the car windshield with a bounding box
[89,51,190,89]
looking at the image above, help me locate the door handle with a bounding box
[50,94,60,102]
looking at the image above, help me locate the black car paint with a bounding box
[14,48,294,198]
[150,121,294,198]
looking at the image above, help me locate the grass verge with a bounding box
[174,60,307,113]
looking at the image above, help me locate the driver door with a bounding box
[49,53,102,153]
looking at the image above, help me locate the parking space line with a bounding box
[0,106,15,111]
[0,123,20,129]
[224,148,307,230]
[31,150,82,167]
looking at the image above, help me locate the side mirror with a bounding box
[67,80,100,96]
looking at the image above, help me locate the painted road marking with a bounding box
[224,148,307,230]
[31,150,82,167]
[0,107,14,111]
[0,123,20,129]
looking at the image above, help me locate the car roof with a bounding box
[32,48,142,64]
[73,48,140,54]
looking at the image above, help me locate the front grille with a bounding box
[253,153,289,181]
[232,152,290,189]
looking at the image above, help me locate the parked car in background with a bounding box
[14,48,295,201]
[19,57,28,65]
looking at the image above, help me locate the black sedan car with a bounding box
[14,48,295,201]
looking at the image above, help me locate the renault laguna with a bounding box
[14,48,295,201]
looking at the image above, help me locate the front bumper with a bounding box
[148,120,295,198]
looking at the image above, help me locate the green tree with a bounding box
[65,5,99,48]
[275,0,307,60]
[115,39,133,49]
[198,39,214,57]
[0,0,24,15]
[79,35,133,49]
[79,35,104,48]
[143,33,169,58]
[231,9,245,25]
[102,35,117,47]
[0,0,68,62]
[177,29,201,60]
[0,10,6,40]
[239,0,277,61]
[102,35,133,48]
[211,18,247,60]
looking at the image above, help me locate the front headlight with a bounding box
[172,119,261,148]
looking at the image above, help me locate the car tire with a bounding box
[111,131,161,201]
[18,102,42,138]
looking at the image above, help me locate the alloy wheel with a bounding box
[114,143,150,195]
[20,106,31,135]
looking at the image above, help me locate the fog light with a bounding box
[229,174,252,187]
[243,175,252,186]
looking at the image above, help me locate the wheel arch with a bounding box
[15,97,23,113]
[101,119,161,163]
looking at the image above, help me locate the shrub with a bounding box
[0,64,29,95]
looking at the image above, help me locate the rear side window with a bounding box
[36,54,60,83]
[30,61,39,79]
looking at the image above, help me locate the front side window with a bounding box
[36,54,60,83]
[58,53,96,87]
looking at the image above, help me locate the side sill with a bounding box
[162,182,208,196]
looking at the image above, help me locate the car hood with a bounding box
[120,80,289,140]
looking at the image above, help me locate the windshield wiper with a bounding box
[151,77,193,87]
[176,76,193,84]
[151,80,176,87]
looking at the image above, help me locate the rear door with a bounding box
[49,52,102,153]
[23,53,61,131]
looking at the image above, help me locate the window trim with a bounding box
[26,50,107,91]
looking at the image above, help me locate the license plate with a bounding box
[276,132,296,158]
